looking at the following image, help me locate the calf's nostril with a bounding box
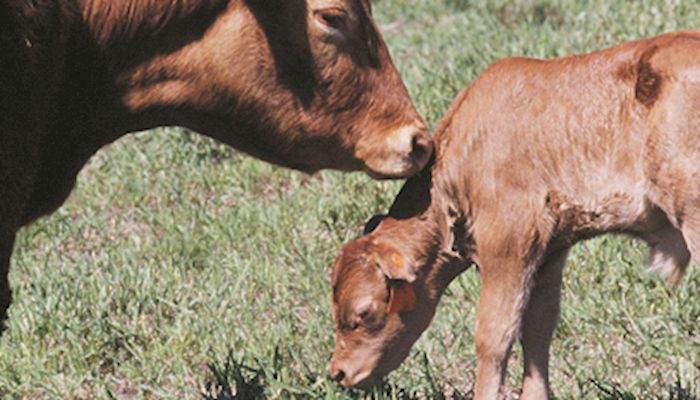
[331,368,346,383]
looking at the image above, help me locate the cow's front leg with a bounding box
[519,250,568,400]
[0,229,15,332]
[473,256,537,400]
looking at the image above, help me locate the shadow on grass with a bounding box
[346,352,474,400]
[343,379,472,400]
[202,353,266,400]
[200,347,474,400]
[590,379,697,400]
[201,348,697,400]
[202,345,322,399]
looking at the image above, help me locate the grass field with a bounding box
[2,0,700,398]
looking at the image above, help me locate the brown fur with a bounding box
[0,0,433,330]
[329,31,700,399]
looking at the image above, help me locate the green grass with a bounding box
[2,0,700,398]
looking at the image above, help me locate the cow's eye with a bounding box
[314,8,349,35]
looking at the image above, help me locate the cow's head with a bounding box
[112,0,432,178]
[237,0,432,177]
[90,0,433,177]
[327,217,437,387]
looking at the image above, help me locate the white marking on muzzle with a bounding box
[363,124,432,178]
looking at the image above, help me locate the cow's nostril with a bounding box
[411,132,433,167]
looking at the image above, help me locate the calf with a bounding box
[328,31,700,399]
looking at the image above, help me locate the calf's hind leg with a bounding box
[643,223,690,284]
[519,250,568,400]
[677,207,700,272]
[643,76,700,280]
[647,169,700,281]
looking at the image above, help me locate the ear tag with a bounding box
[391,252,404,268]
[387,281,417,313]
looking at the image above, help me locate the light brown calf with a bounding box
[328,31,700,399]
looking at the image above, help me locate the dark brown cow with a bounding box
[329,31,700,399]
[0,0,432,328]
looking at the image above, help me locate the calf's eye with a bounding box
[353,302,379,328]
[353,309,368,327]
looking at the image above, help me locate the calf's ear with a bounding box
[387,281,416,313]
[363,214,387,235]
[374,248,416,282]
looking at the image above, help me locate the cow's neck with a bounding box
[44,0,234,172]
[18,0,232,224]
[77,0,229,50]
[67,0,231,135]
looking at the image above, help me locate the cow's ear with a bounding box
[387,281,416,313]
[375,248,416,283]
[363,0,373,15]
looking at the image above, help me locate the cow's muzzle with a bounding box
[362,125,434,179]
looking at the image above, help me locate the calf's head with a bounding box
[328,217,438,388]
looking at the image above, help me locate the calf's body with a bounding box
[329,31,700,399]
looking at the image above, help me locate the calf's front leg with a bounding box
[519,250,568,400]
[474,256,537,400]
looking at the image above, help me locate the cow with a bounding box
[328,31,700,399]
[0,0,433,330]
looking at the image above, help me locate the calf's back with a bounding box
[442,32,700,259]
